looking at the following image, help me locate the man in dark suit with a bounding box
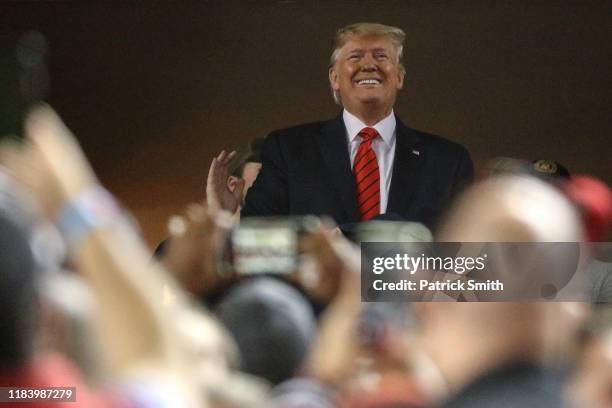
[212,22,472,229]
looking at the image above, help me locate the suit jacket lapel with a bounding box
[316,115,360,221]
[387,117,424,216]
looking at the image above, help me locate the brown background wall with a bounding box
[1,1,610,248]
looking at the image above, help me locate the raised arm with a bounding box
[5,105,204,407]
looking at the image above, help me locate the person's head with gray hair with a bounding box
[215,277,316,385]
[328,22,406,123]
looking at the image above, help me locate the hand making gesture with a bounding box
[206,150,245,214]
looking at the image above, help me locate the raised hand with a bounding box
[300,227,362,385]
[161,202,236,295]
[0,104,98,220]
[206,150,245,214]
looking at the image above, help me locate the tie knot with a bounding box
[359,127,379,142]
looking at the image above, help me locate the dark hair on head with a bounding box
[229,137,265,178]
[0,178,40,368]
[216,277,316,385]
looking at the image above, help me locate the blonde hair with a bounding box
[329,22,406,104]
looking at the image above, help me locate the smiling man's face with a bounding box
[329,35,404,120]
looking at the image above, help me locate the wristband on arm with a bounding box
[57,186,120,248]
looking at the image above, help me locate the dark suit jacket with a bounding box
[242,114,473,230]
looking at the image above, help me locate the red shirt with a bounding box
[0,352,132,408]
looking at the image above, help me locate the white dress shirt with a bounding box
[343,109,396,214]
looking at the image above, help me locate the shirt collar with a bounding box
[343,109,396,147]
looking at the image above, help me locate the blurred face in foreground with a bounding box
[329,35,404,122]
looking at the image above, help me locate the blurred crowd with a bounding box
[0,106,612,408]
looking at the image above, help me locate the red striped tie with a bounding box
[354,127,380,221]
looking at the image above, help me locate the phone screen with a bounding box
[230,221,297,275]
